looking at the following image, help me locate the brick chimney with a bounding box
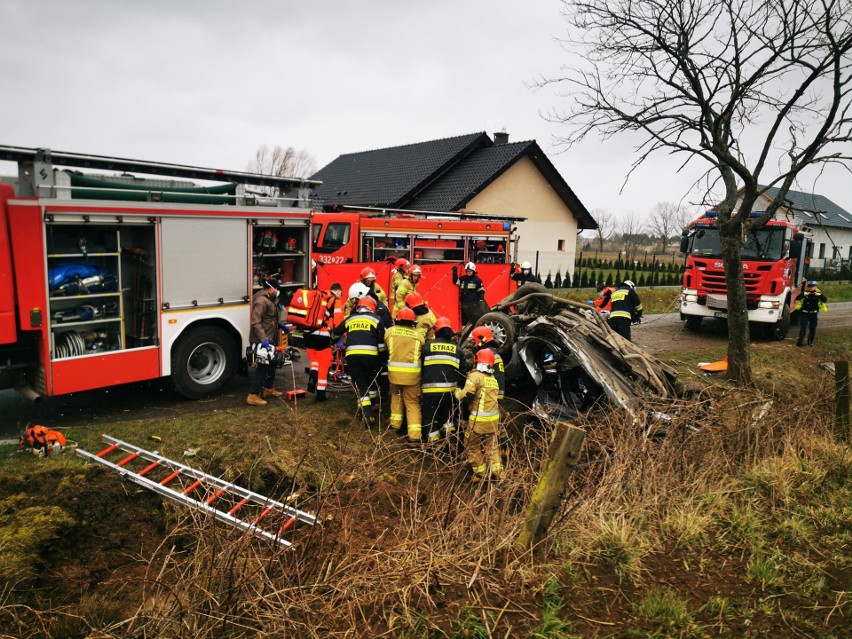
[494,128,509,145]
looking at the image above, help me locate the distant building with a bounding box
[751,187,852,272]
[311,131,596,278]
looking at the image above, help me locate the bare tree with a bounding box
[546,0,852,383]
[617,211,645,264]
[648,201,690,254]
[590,208,615,252]
[248,144,317,195]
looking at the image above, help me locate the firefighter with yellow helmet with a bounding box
[454,348,503,481]
[385,307,425,441]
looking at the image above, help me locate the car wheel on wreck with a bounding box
[474,311,516,357]
[511,282,553,315]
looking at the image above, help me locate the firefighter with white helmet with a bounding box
[607,280,643,341]
[393,263,422,318]
[452,261,487,325]
[511,260,540,286]
[332,295,385,428]
[385,307,425,441]
[454,348,503,481]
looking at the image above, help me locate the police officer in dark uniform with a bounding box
[421,317,467,443]
[452,262,487,325]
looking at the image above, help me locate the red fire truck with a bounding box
[311,207,524,325]
[678,211,811,339]
[0,146,316,399]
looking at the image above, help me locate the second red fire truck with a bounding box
[679,210,812,339]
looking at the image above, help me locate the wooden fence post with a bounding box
[517,420,586,550]
[835,360,850,441]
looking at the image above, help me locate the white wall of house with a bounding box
[465,157,582,277]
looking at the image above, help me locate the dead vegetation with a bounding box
[0,354,849,637]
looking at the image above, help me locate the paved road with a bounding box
[2,302,850,438]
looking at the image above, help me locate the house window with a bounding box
[818,243,826,259]
[557,239,566,252]
[807,243,814,258]
[848,246,852,260]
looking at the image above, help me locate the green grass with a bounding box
[529,576,577,639]
[631,588,698,637]
[554,281,852,314]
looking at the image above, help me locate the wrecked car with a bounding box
[460,284,684,425]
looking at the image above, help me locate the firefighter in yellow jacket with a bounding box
[393,264,422,318]
[454,348,503,481]
[385,307,425,441]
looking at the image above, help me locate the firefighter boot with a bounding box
[315,389,328,403]
[307,369,318,394]
[246,394,268,407]
[261,387,283,398]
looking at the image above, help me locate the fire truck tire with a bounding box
[475,312,516,357]
[763,304,791,341]
[683,316,703,332]
[171,326,237,399]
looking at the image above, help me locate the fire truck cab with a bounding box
[0,146,316,399]
[679,211,811,339]
[311,207,524,326]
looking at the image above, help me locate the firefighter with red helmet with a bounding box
[304,282,342,403]
[421,316,466,443]
[391,257,410,303]
[393,264,422,318]
[247,279,284,407]
[405,291,436,342]
[343,267,388,317]
[385,307,425,441]
[454,348,503,481]
[469,325,508,456]
[332,294,385,428]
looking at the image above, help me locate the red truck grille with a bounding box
[698,267,762,296]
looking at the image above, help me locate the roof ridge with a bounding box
[336,132,488,157]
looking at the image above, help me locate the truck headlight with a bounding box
[758,300,781,309]
[683,294,698,302]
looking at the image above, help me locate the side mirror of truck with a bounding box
[679,230,690,255]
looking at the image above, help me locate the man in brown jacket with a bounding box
[247,279,283,406]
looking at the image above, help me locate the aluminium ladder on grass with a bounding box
[76,434,316,548]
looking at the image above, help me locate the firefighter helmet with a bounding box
[357,296,377,312]
[395,258,410,271]
[475,348,495,367]
[464,262,476,272]
[360,266,376,281]
[405,291,424,308]
[409,264,423,277]
[623,280,636,289]
[435,316,453,332]
[470,326,494,345]
[396,307,416,323]
[348,282,370,300]
[521,261,532,270]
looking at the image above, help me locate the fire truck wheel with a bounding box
[475,312,516,357]
[683,316,703,332]
[171,326,237,399]
[763,304,790,341]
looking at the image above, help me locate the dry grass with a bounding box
[1,359,849,637]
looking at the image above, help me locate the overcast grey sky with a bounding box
[1,0,849,222]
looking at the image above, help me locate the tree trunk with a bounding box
[517,421,586,550]
[720,224,752,384]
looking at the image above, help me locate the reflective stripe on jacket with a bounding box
[454,370,501,432]
[385,325,424,385]
[393,277,416,317]
[332,310,384,357]
[609,286,643,321]
[422,337,465,393]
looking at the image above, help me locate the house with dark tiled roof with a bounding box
[311,131,596,278]
[748,187,852,270]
